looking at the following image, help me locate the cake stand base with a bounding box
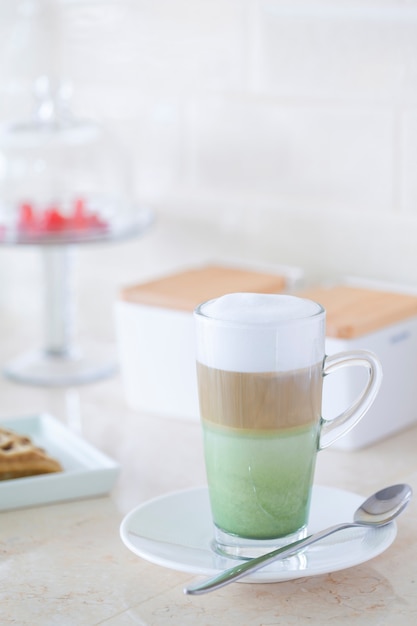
[3,344,117,387]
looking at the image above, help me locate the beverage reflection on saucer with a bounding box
[210,539,308,572]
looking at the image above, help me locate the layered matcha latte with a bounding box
[194,293,326,557]
[198,364,322,540]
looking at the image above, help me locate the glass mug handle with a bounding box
[319,350,383,450]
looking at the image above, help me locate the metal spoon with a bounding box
[184,483,412,595]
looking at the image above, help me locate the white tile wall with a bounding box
[1,0,417,286]
[251,3,417,103]
[184,98,395,214]
[401,110,417,214]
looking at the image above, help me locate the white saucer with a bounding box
[120,485,397,583]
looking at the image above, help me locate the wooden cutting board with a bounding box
[121,265,287,312]
[299,285,417,338]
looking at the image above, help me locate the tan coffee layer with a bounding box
[120,265,287,312]
[197,362,322,431]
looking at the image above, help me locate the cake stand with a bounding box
[0,77,154,386]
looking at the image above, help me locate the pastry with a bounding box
[0,426,63,480]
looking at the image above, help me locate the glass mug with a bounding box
[194,293,382,559]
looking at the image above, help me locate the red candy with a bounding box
[42,208,67,231]
[18,202,36,230]
[15,198,108,238]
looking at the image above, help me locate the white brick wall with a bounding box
[1,0,417,286]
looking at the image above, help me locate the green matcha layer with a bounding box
[203,423,319,539]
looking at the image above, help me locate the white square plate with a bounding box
[0,413,120,510]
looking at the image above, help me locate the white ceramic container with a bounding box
[303,281,417,449]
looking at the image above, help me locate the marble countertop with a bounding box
[1,377,416,626]
[0,216,416,625]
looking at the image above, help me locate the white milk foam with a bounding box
[201,293,321,324]
[195,293,325,372]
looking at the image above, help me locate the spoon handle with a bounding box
[184,522,357,595]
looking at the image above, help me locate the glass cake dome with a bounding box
[0,78,150,244]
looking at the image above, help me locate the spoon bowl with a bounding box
[354,483,412,525]
[184,483,412,595]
